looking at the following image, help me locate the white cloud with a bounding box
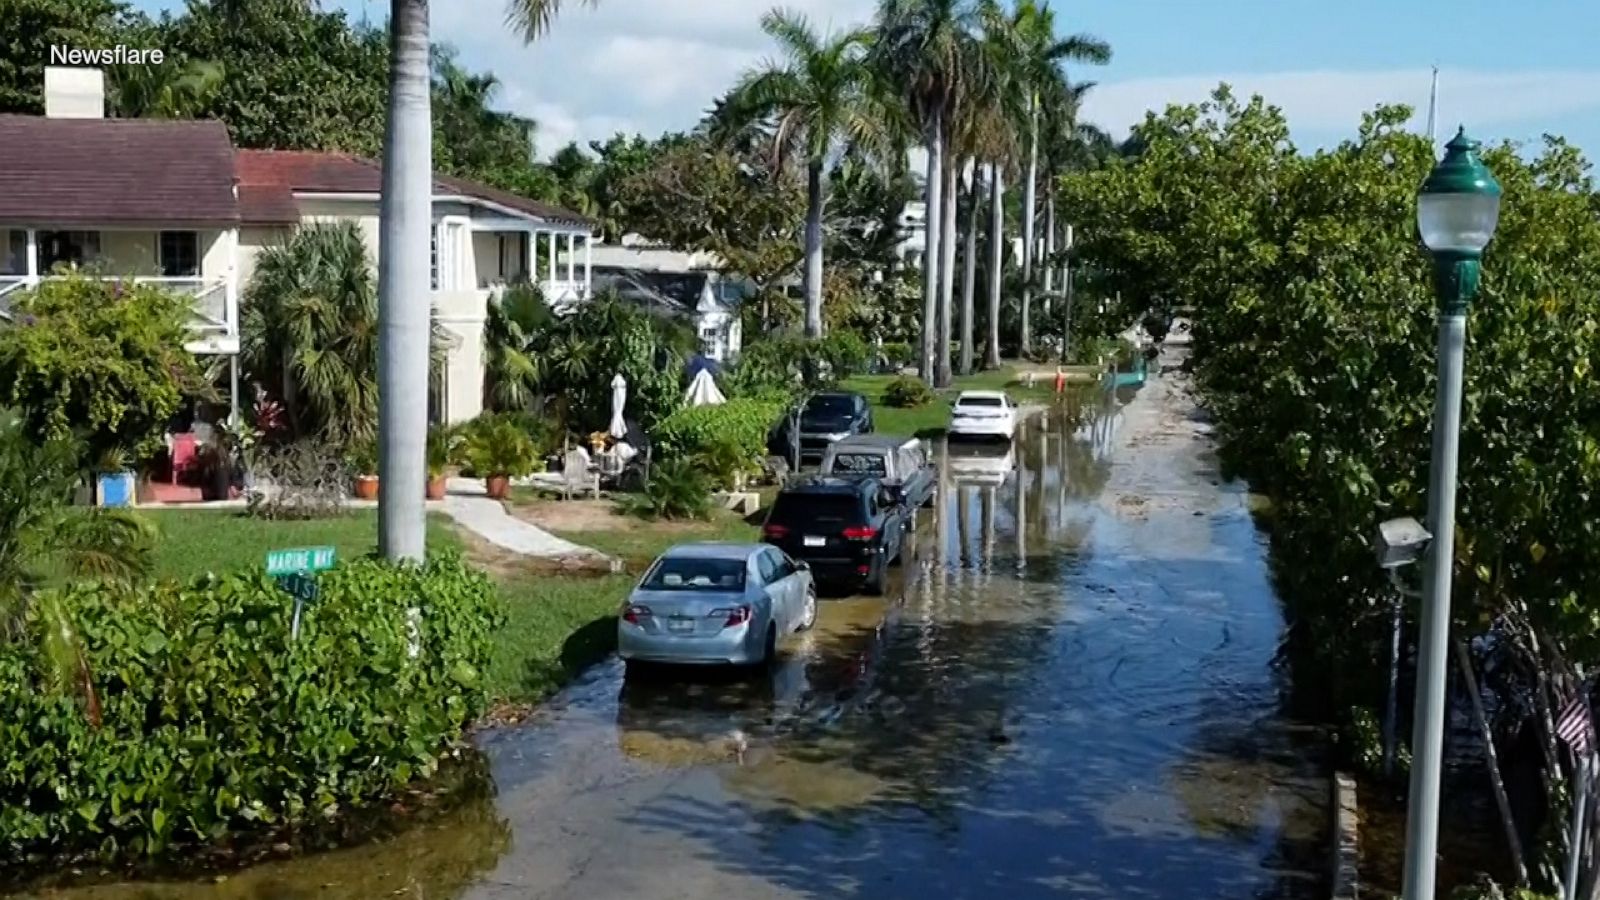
[1082,68,1600,146]
[423,0,875,157]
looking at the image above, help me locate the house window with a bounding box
[3,230,25,275]
[158,231,200,277]
[36,230,100,273]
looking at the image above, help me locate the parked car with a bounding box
[760,475,909,595]
[618,543,817,669]
[772,392,874,461]
[948,390,1018,442]
[818,434,935,509]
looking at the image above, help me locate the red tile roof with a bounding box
[0,115,238,226]
[236,149,594,228]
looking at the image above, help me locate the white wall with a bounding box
[433,288,487,424]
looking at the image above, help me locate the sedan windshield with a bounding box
[806,396,855,416]
[641,557,747,592]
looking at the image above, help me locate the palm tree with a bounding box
[974,0,1027,369]
[1039,78,1111,358]
[0,423,154,724]
[243,222,382,446]
[378,0,596,561]
[721,9,883,338]
[482,282,554,411]
[1003,0,1109,357]
[870,0,987,382]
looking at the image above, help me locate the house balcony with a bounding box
[0,273,238,355]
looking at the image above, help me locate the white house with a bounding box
[0,67,597,427]
[578,233,746,361]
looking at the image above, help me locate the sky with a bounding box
[130,0,1600,160]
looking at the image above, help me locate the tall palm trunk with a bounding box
[377,0,431,561]
[803,158,826,338]
[935,154,957,387]
[1020,94,1039,357]
[920,107,943,380]
[1062,221,1075,361]
[984,161,1003,369]
[1042,191,1056,324]
[958,158,978,376]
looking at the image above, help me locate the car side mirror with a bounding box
[794,560,810,571]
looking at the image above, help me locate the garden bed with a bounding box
[503,495,762,570]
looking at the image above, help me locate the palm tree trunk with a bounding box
[1020,94,1039,357]
[984,161,1003,369]
[935,154,957,388]
[1042,191,1056,328]
[920,108,943,381]
[958,159,978,376]
[803,158,825,338]
[377,0,432,561]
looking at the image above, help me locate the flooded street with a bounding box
[24,346,1329,899]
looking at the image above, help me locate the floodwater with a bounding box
[19,350,1329,899]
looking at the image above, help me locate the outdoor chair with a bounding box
[561,447,600,500]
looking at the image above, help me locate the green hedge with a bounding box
[654,398,786,464]
[0,553,503,863]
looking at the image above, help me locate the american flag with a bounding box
[1556,691,1594,760]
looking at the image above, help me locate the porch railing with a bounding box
[0,274,233,335]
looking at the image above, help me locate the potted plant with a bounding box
[461,418,538,500]
[93,448,137,507]
[348,438,379,500]
[425,424,458,500]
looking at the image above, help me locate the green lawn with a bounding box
[134,508,633,705]
[841,367,1063,437]
[549,511,759,567]
[142,509,463,581]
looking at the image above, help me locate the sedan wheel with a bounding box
[798,586,818,632]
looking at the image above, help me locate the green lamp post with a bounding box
[1401,127,1501,900]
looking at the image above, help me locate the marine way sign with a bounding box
[265,546,336,577]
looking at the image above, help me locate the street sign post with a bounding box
[266,546,336,640]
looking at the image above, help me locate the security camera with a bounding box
[1375,517,1432,569]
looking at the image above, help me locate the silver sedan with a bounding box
[617,543,817,667]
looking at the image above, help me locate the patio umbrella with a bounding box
[609,373,629,438]
[683,369,726,407]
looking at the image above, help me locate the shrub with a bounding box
[246,440,350,521]
[880,341,914,368]
[817,329,871,378]
[0,553,502,863]
[618,458,712,521]
[458,417,539,478]
[345,435,379,476]
[881,375,936,409]
[654,398,786,468]
[426,424,461,479]
[0,273,204,466]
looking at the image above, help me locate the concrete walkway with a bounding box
[441,477,609,562]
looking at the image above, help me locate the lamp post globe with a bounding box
[1418,129,1502,311]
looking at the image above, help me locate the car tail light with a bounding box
[622,604,651,625]
[857,564,871,575]
[710,605,752,628]
[763,523,790,539]
[842,525,877,540]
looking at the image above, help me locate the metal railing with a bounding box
[0,274,233,334]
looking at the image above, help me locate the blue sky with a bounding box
[131,0,1600,159]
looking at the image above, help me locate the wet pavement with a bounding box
[21,346,1329,899]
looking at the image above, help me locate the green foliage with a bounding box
[345,435,378,477]
[0,553,502,862]
[426,424,462,478]
[0,0,131,114]
[0,274,202,467]
[1060,85,1600,710]
[725,331,873,397]
[458,416,540,479]
[654,399,786,473]
[525,297,688,434]
[0,421,155,612]
[242,222,380,447]
[881,375,937,408]
[618,459,713,521]
[879,341,915,368]
[482,282,555,412]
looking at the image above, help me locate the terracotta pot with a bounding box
[484,475,510,500]
[426,475,448,500]
[353,475,380,500]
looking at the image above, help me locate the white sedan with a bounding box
[618,543,817,668]
[948,390,1018,442]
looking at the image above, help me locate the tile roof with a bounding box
[236,149,594,229]
[0,115,238,226]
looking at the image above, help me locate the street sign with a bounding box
[266,547,335,640]
[265,546,336,577]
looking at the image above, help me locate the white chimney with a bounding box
[44,67,105,119]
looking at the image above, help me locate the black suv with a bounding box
[760,475,909,595]
[772,392,874,461]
